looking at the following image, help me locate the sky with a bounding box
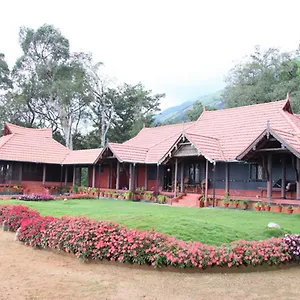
[1,0,300,110]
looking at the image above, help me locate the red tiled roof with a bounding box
[63,148,102,165]
[104,143,148,163]
[110,97,300,163]
[0,123,102,165]
[0,132,70,164]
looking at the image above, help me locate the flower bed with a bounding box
[0,205,299,270]
[12,194,55,201]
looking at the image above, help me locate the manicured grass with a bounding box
[1,199,300,245]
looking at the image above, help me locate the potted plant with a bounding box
[223,198,230,208]
[254,202,261,211]
[233,199,239,209]
[275,203,282,213]
[199,195,205,207]
[156,195,166,204]
[123,191,132,200]
[242,200,249,210]
[265,202,271,212]
[287,205,293,214]
[260,202,266,211]
[143,192,152,201]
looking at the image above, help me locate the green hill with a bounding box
[156,90,224,124]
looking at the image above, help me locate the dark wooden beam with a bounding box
[267,153,272,200]
[256,148,287,152]
[281,156,286,199]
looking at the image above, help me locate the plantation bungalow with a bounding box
[1,95,300,203]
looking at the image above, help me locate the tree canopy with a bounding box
[0,24,163,149]
[223,45,300,112]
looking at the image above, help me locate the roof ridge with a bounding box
[279,110,300,144]
[216,139,225,161]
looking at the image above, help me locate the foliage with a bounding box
[0,205,40,231]
[3,199,300,245]
[186,101,216,121]
[223,45,300,112]
[12,194,55,201]
[1,205,297,269]
[156,195,166,204]
[0,24,164,149]
[283,234,300,261]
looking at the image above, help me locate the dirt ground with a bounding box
[0,232,300,300]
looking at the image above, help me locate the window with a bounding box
[249,164,265,180]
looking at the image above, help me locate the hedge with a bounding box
[1,205,299,269]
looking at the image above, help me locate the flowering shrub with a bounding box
[283,234,300,261]
[18,216,57,247]
[0,205,40,231]
[0,205,298,269]
[13,194,55,201]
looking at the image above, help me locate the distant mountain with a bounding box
[155,90,224,123]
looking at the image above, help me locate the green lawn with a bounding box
[2,199,300,245]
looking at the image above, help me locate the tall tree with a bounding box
[13,24,92,149]
[224,45,300,111]
[0,53,12,90]
[108,83,164,143]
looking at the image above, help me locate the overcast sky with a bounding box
[1,0,300,110]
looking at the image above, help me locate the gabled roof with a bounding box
[101,143,148,164]
[0,127,70,164]
[0,123,102,165]
[103,97,300,163]
[63,148,102,165]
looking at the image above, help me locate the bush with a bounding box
[18,216,57,247]
[13,194,55,201]
[156,195,166,204]
[0,204,298,269]
[283,234,300,261]
[0,205,40,231]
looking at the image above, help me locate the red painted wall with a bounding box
[89,166,109,188]
[137,165,146,188]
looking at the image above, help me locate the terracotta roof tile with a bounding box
[106,143,148,163]
[63,148,102,165]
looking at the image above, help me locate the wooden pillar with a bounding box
[180,162,184,193]
[107,164,110,189]
[267,153,272,200]
[64,166,68,186]
[156,164,160,195]
[116,161,120,190]
[92,165,96,188]
[212,162,216,207]
[129,164,132,191]
[60,165,63,194]
[78,167,82,186]
[174,158,178,197]
[225,162,229,196]
[145,165,148,190]
[296,157,300,200]
[42,164,46,186]
[98,164,101,190]
[281,156,286,199]
[19,163,23,184]
[132,164,136,191]
[205,159,209,205]
[72,165,76,186]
